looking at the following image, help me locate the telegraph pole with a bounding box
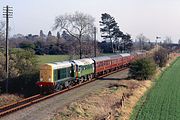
[94,27,97,57]
[156,36,161,51]
[3,5,13,93]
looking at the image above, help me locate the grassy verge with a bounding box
[51,79,152,120]
[130,57,180,120]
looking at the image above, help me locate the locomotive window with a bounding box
[79,66,82,71]
[57,69,60,80]
[89,64,91,68]
[57,68,68,80]
[66,67,71,77]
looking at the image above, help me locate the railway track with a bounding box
[0,67,127,118]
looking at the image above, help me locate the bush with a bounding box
[129,58,156,80]
[8,72,39,97]
[153,47,169,67]
[0,49,39,95]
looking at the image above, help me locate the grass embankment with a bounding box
[130,57,180,120]
[52,80,152,120]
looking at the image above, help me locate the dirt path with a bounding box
[1,69,129,120]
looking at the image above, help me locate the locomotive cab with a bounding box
[37,64,54,94]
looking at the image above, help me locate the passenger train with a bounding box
[36,52,146,93]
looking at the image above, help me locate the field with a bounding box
[130,57,180,120]
[36,55,71,64]
[36,53,117,64]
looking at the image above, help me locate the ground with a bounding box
[52,77,152,120]
[0,94,22,107]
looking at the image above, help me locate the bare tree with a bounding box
[136,34,149,50]
[53,12,95,59]
[163,36,172,44]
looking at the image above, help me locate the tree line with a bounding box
[1,12,150,59]
[1,12,179,60]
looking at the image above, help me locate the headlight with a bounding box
[40,78,43,81]
[48,78,51,81]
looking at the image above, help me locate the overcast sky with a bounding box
[1,0,180,43]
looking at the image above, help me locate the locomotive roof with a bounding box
[47,61,72,69]
[72,58,94,66]
[92,56,111,62]
[119,53,131,57]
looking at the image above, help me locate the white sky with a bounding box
[1,0,180,43]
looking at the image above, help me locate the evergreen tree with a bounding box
[48,31,52,37]
[56,31,61,46]
[57,31,60,39]
[99,13,123,53]
[121,34,133,52]
[113,26,123,52]
[39,30,45,38]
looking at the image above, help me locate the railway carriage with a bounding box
[135,51,145,59]
[92,56,111,76]
[120,53,131,66]
[109,55,123,70]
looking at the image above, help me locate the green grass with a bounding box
[36,53,122,64]
[37,55,71,64]
[130,58,180,120]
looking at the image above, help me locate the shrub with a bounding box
[0,49,39,95]
[153,47,169,67]
[129,58,156,80]
[8,72,39,97]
